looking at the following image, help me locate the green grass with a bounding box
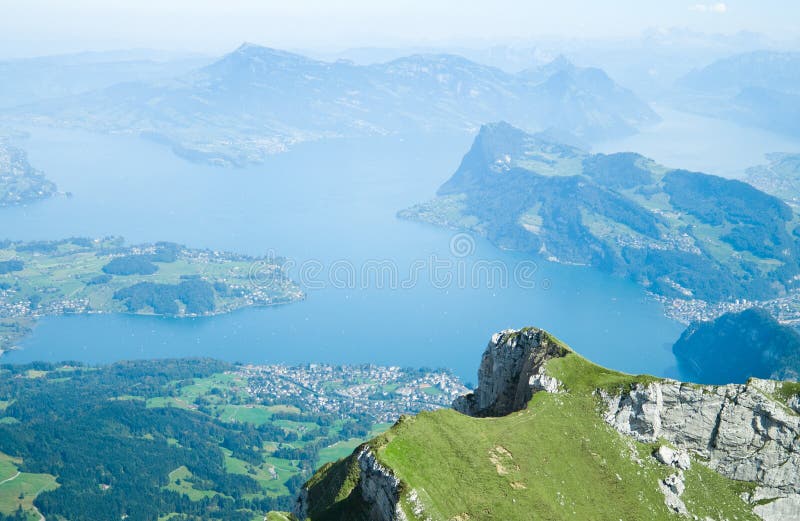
[217,404,274,425]
[145,396,194,410]
[164,466,220,501]
[318,424,393,466]
[0,454,18,482]
[223,449,299,498]
[0,453,58,517]
[544,351,663,394]
[371,392,758,521]
[421,386,443,397]
[318,440,366,467]
[776,381,800,403]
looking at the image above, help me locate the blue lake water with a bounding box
[0,126,687,380]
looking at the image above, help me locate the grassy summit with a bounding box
[301,334,769,521]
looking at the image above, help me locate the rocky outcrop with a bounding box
[602,378,800,520]
[789,394,800,414]
[294,446,409,521]
[453,328,568,417]
[356,447,408,521]
[653,445,691,471]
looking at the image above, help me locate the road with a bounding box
[0,471,20,486]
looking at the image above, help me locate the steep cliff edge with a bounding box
[298,328,800,521]
[453,328,568,417]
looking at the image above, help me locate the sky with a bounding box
[1,0,799,58]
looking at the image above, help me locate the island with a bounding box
[0,141,57,206]
[0,237,304,353]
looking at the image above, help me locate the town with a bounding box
[237,362,469,423]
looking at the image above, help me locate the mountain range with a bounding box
[399,122,800,304]
[0,50,211,109]
[674,50,800,137]
[3,44,658,166]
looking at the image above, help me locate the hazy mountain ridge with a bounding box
[399,122,800,304]
[0,50,211,109]
[3,43,658,166]
[673,50,800,137]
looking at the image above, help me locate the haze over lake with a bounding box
[3,106,789,379]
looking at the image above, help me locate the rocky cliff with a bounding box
[294,446,407,521]
[453,328,568,416]
[299,327,800,521]
[602,378,800,520]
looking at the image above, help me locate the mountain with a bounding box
[0,50,211,109]
[298,327,800,521]
[673,308,800,384]
[674,51,800,137]
[0,141,56,206]
[745,152,800,207]
[4,44,658,166]
[399,122,800,306]
[679,51,800,95]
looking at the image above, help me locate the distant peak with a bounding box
[236,42,260,51]
[229,42,303,61]
[545,54,575,71]
[202,43,317,74]
[517,54,578,83]
[478,121,525,137]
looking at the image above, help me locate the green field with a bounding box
[317,423,394,466]
[0,453,58,519]
[164,466,220,501]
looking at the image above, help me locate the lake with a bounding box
[0,117,739,381]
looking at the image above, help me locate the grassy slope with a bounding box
[306,352,761,521]
[0,453,58,518]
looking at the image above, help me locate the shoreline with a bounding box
[0,293,306,359]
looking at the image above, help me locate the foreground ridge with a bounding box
[297,327,800,521]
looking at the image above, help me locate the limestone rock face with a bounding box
[789,395,800,415]
[356,447,408,521]
[293,446,409,521]
[601,378,800,520]
[453,328,569,417]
